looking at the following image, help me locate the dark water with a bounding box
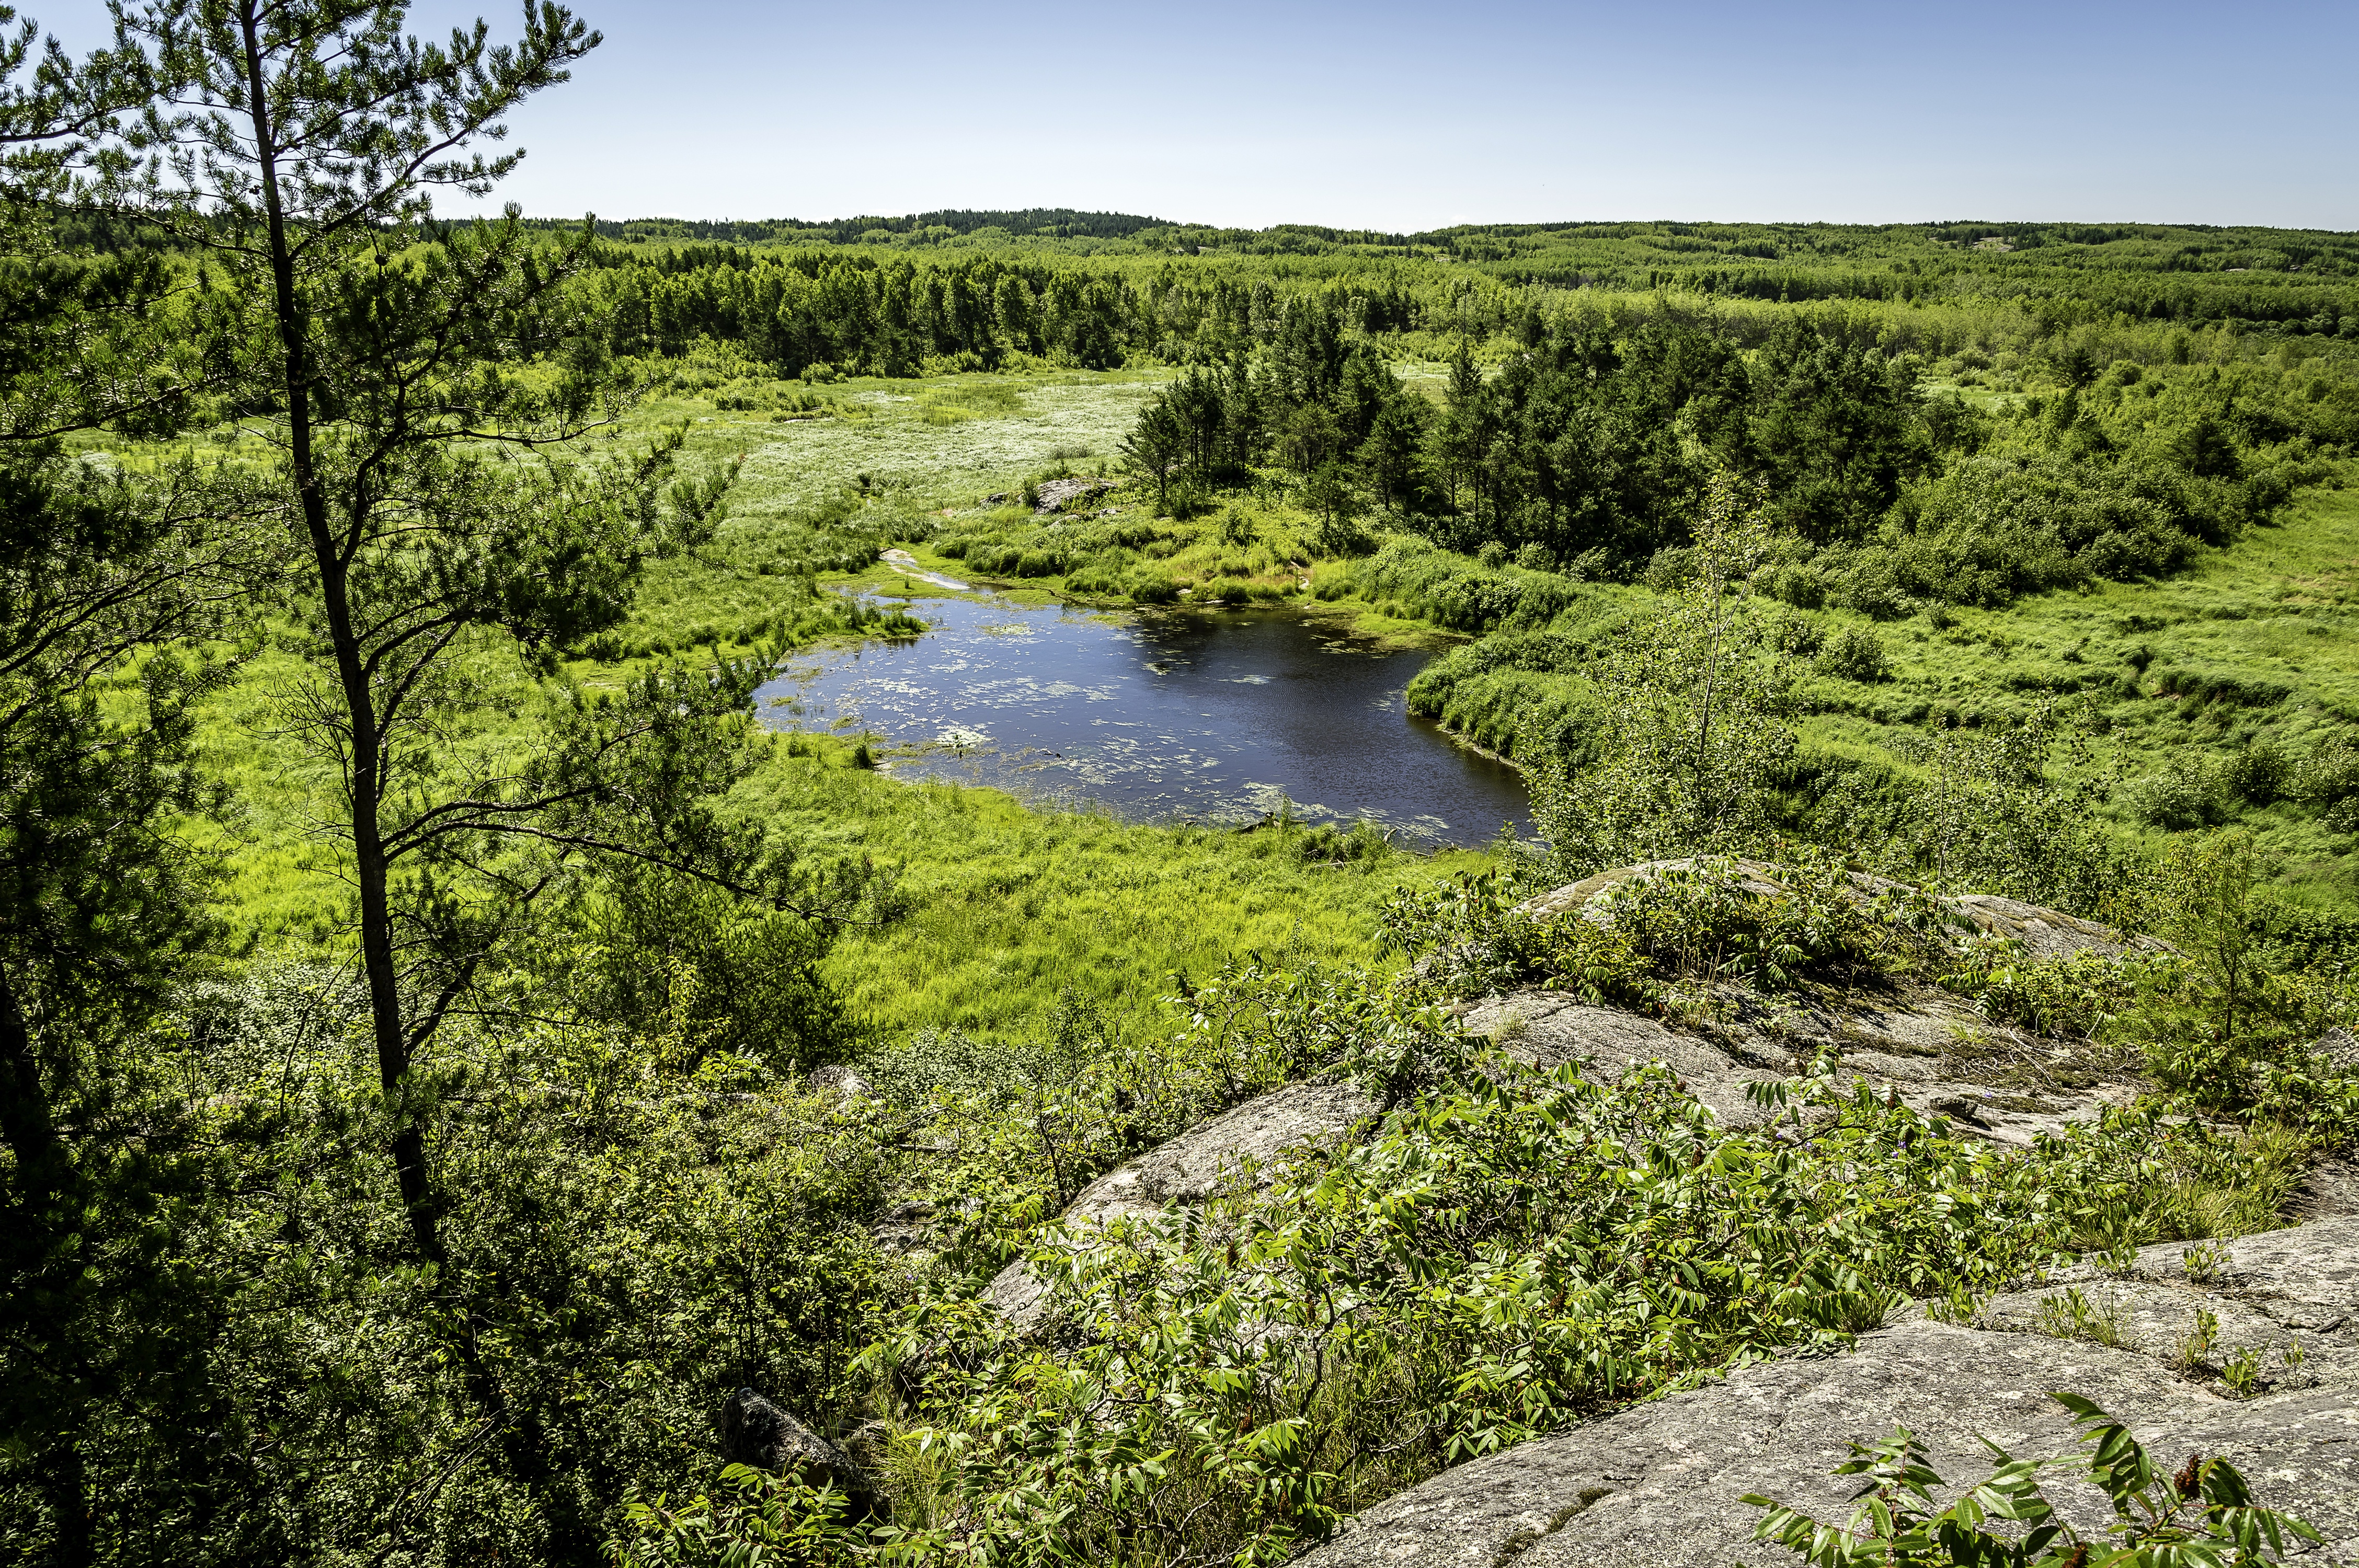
[755,593,1529,844]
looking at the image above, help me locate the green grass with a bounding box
[738,740,1486,1041]
[1801,472,2359,905]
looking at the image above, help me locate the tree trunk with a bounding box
[0,968,91,1566]
[0,965,63,1202]
[236,0,441,1265]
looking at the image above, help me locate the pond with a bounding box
[755,589,1530,845]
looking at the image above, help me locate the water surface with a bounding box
[758,593,1529,844]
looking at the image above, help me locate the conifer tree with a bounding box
[108,0,831,1273]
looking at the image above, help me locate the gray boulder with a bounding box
[1490,861,2169,1147]
[718,1388,865,1495]
[1029,476,1114,514]
[1461,982,2128,1148]
[985,1076,1377,1326]
[1946,891,2171,963]
[1296,1216,2359,1567]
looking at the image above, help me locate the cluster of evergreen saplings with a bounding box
[1118,307,2352,605]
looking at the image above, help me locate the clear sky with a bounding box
[56,0,2359,230]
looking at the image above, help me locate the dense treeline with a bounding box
[562,241,2359,383]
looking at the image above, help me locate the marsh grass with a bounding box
[913,379,1028,424]
[735,751,1488,1040]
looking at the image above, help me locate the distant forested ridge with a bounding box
[525,213,2359,362]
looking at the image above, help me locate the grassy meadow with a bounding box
[178,362,1506,1045]
[180,344,2359,1041]
[1797,476,2359,905]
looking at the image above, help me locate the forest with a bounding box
[6,2,2359,1566]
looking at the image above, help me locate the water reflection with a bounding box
[756,593,1529,844]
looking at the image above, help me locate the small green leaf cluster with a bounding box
[1383,853,1946,1009]
[1599,854,1945,996]
[1938,940,2139,1042]
[1380,867,1660,1008]
[608,1465,864,1567]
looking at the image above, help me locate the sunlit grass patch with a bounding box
[914,379,1029,424]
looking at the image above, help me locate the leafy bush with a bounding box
[1817,626,1891,683]
[1768,560,1831,608]
[1404,627,1604,757]
[871,1043,2186,1567]
[1382,868,1656,1008]
[1526,486,1797,877]
[1879,453,2232,607]
[608,1468,864,1567]
[2296,738,2359,830]
[1748,1393,2320,1568]
[2218,737,2291,805]
[2124,767,2221,831]
[1387,855,1943,1006]
[1600,855,1940,996]
[2112,831,2359,1128]
[1774,612,1826,657]
[1937,939,2136,1041]
[1349,537,1583,634]
[894,963,1403,1273]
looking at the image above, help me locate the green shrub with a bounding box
[1748,1394,2320,1568]
[1643,545,1693,590]
[2296,737,2359,829]
[1817,626,1890,683]
[1773,613,1825,658]
[1841,572,1910,621]
[1600,855,1939,995]
[2218,737,2291,804]
[609,1467,863,1567]
[2125,767,2221,830]
[1937,939,2136,1041]
[1769,561,1830,608]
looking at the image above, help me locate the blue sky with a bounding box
[60,0,2359,229]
